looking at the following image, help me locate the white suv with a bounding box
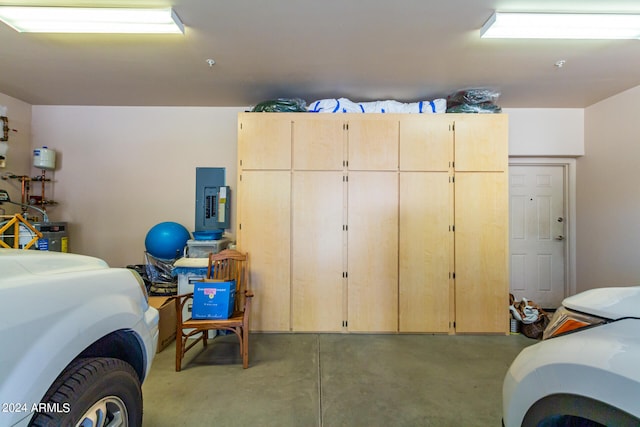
[503,286,640,426]
[0,249,159,427]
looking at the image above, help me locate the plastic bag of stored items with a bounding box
[509,294,550,339]
[307,97,447,114]
[251,98,307,112]
[446,88,502,113]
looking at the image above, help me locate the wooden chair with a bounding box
[175,249,253,371]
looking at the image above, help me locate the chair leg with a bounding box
[175,332,183,372]
[242,328,249,369]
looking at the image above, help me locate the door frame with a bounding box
[508,157,577,300]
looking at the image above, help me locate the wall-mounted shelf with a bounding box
[1,170,56,220]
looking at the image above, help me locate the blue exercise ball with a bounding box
[145,222,191,260]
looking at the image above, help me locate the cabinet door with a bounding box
[291,171,345,331]
[454,172,509,334]
[399,172,451,332]
[237,171,291,331]
[293,117,345,170]
[453,114,508,172]
[347,171,398,332]
[238,113,292,170]
[347,116,399,171]
[399,115,453,171]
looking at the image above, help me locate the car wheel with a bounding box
[29,357,142,427]
[523,394,640,427]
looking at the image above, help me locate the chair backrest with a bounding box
[207,249,248,312]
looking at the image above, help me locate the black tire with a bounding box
[29,357,142,427]
[523,394,640,427]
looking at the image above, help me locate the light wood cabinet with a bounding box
[291,115,400,332]
[398,116,454,333]
[347,171,398,332]
[453,114,508,172]
[399,172,451,332]
[237,170,291,331]
[454,172,509,333]
[292,116,345,170]
[347,117,399,171]
[237,112,508,334]
[238,110,295,332]
[399,115,453,171]
[453,114,509,333]
[291,171,344,331]
[238,114,292,170]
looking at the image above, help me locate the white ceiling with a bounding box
[1,0,640,108]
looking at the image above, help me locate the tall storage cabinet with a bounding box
[291,172,344,331]
[347,171,398,332]
[453,115,509,333]
[291,117,345,331]
[237,112,508,334]
[238,116,292,331]
[346,117,400,332]
[398,115,453,333]
[290,116,400,332]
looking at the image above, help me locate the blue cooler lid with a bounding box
[192,229,223,240]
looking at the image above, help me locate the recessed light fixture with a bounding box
[0,6,184,34]
[481,11,640,39]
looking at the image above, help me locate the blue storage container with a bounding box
[192,279,236,320]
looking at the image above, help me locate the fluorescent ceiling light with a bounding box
[0,6,184,34]
[481,12,640,39]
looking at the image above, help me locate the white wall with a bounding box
[27,105,586,267]
[18,94,640,294]
[578,86,640,291]
[0,93,32,216]
[31,106,245,267]
[504,108,584,157]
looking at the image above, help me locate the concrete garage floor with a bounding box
[142,333,534,427]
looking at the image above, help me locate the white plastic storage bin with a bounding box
[186,238,230,258]
[173,257,216,338]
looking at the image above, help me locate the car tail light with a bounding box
[543,306,608,340]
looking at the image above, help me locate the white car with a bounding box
[0,249,159,427]
[503,286,640,427]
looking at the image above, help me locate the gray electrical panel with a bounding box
[195,167,230,231]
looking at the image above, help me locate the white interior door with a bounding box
[509,165,566,309]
